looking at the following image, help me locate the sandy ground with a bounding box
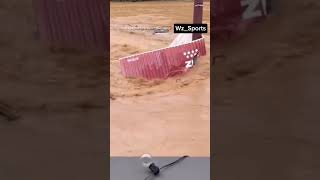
[0,0,107,179]
[213,0,320,178]
[110,1,211,156]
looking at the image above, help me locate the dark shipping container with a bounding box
[33,0,108,56]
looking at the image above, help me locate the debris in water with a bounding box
[0,102,20,121]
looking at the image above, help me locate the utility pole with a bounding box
[192,0,204,40]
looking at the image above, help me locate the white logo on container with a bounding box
[184,49,199,69]
[183,49,198,59]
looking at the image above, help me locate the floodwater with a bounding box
[110,1,211,156]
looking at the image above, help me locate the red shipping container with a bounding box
[119,37,206,80]
[213,0,268,39]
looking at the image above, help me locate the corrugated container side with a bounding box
[33,0,108,56]
[213,0,267,39]
[120,38,206,80]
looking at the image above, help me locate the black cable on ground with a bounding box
[143,155,189,180]
[159,155,189,171]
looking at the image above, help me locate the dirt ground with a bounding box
[110,1,211,156]
[0,0,107,179]
[213,0,320,178]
